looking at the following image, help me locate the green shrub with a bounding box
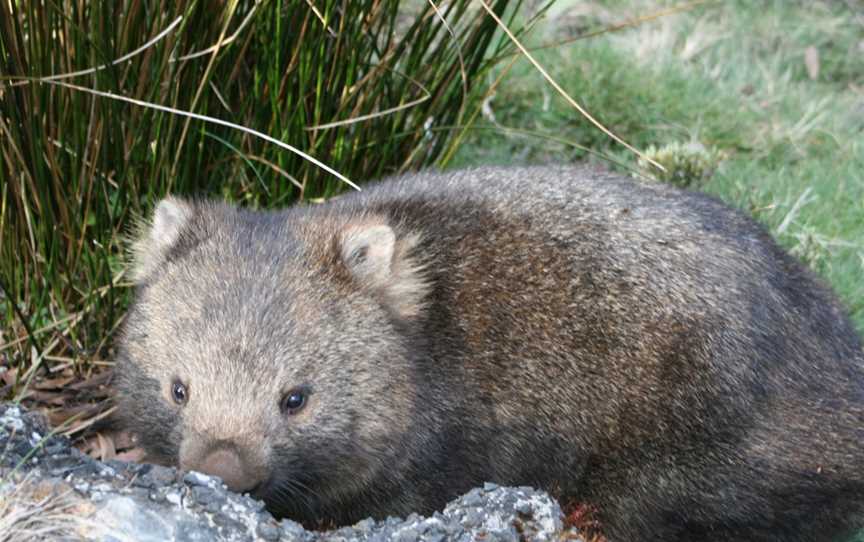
[639,141,726,188]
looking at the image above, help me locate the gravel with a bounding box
[0,403,584,541]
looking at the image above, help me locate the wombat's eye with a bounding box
[171,380,188,405]
[280,388,307,415]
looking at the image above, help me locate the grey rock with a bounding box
[256,521,281,541]
[148,463,180,485]
[0,402,585,541]
[190,485,219,505]
[184,470,219,487]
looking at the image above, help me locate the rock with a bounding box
[0,403,585,541]
[256,521,281,541]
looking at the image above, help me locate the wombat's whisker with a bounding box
[275,479,318,520]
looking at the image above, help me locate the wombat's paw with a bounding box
[0,402,588,541]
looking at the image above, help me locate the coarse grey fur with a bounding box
[114,165,864,541]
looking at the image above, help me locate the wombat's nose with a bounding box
[199,448,259,493]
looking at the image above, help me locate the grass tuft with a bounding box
[638,141,726,188]
[0,473,86,542]
[0,0,531,408]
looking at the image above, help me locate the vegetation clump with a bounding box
[638,141,726,188]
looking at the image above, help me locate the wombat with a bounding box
[114,165,864,541]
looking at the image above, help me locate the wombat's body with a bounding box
[115,166,864,541]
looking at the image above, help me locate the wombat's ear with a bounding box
[132,197,193,282]
[339,222,429,319]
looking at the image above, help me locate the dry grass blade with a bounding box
[306,68,432,130]
[476,0,665,172]
[41,80,360,190]
[5,17,184,87]
[440,51,520,166]
[60,405,117,438]
[169,1,241,187]
[428,0,469,118]
[173,2,262,61]
[0,476,88,542]
[246,155,303,189]
[304,0,338,37]
[777,188,816,236]
[1,270,125,353]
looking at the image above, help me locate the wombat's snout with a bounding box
[193,447,263,493]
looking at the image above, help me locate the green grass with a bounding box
[452,0,864,332]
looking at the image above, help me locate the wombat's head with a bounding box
[114,197,430,521]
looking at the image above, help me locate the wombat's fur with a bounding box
[114,165,864,541]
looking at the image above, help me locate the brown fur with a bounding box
[114,165,864,541]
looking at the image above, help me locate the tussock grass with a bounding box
[0,0,531,403]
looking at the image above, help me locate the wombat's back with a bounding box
[330,165,864,540]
